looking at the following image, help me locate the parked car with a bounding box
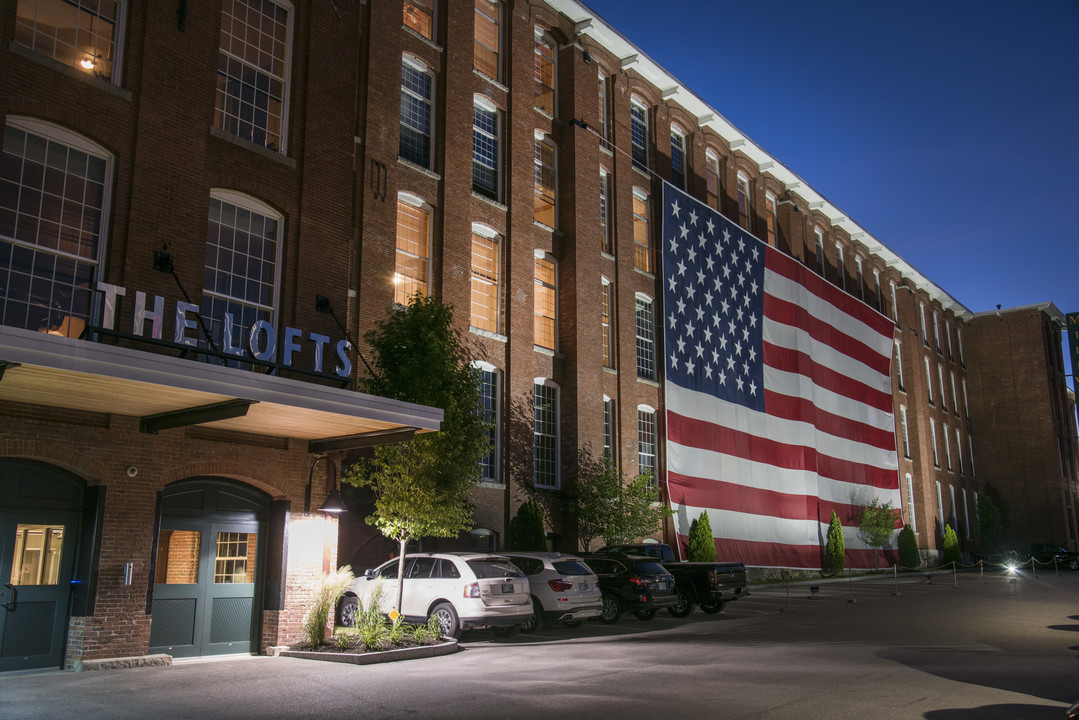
[336,553,532,638]
[1027,544,1079,570]
[501,552,603,632]
[579,551,678,624]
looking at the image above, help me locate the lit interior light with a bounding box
[80,58,95,70]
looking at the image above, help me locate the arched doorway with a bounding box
[149,478,269,658]
[0,460,84,672]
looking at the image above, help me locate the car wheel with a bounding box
[561,619,583,628]
[599,595,622,624]
[430,602,461,639]
[634,608,656,621]
[700,599,726,614]
[493,624,520,638]
[336,596,358,628]
[667,590,694,618]
[520,597,544,633]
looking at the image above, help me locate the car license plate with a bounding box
[501,583,514,593]
[577,582,589,591]
[657,581,668,591]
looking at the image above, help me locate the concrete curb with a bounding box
[277,639,458,666]
[72,654,173,672]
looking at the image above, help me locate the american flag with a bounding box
[661,181,901,569]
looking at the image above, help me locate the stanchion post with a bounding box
[847,568,857,604]
[892,564,901,596]
[952,561,957,587]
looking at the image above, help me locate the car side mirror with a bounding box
[364,569,376,578]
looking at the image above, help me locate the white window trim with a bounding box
[473,361,501,483]
[394,192,432,302]
[905,473,917,532]
[533,378,561,489]
[630,96,649,169]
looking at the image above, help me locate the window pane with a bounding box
[155,529,201,584]
[632,192,651,273]
[403,0,433,39]
[534,383,558,488]
[533,139,555,227]
[9,524,64,585]
[395,200,429,304]
[534,256,556,349]
[214,532,256,584]
[470,232,499,332]
[473,0,500,79]
[534,34,555,114]
[14,0,120,80]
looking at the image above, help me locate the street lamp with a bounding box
[305,455,346,515]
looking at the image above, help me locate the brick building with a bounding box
[0,0,1075,671]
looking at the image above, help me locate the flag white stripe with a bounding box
[764,316,893,397]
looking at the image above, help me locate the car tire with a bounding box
[520,597,544,633]
[599,595,622,624]
[493,624,520,638]
[700,599,726,614]
[667,590,694,618]
[561,619,583,628]
[336,596,358,628]
[634,608,656,621]
[430,602,461,639]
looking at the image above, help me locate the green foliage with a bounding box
[941,524,960,567]
[341,296,490,610]
[507,499,548,551]
[824,511,845,577]
[386,615,407,645]
[897,524,920,569]
[977,492,1003,549]
[572,453,672,549]
[687,511,717,562]
[301,566,355,646]
[857,498,902,568]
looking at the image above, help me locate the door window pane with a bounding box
[9,524,64,585]
[155,529,201,584]
[214,532,256,584]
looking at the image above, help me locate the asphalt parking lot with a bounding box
[2,567,1076,720]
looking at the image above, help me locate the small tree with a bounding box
[897,524,920,569]
[857,498,902,568]
[941,524,960,567]
[341,296,490,612]
[687,511,717,562]
[824,510,845,577]
[507,499,547,551]
[572,453,672,549]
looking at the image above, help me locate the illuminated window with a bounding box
[470,225,500,333]
[670,126,686,189]
[736,172,750,230]
[155,529,200,584]
[601,279,614,368]
[473,0,500,80]
[202,191,281,356]
[472,96,499,200]
[534,381,559,488]
[0,119,110,339]
[764,192,777,247]
[630,98,648,171]
[403,0,433,39]
[14,0,122,81]
[599,169,612,254]
[632,188,651,273]
[534,253,556,350]
[215,0,291,152]
[400,57,433,168]
[533,134,556,228]
[394,195,429,304]
[635,294,655,380]
[705,150,721,210]
[8,524,64,585]
[534,29,555,114]
[214,532,256,583]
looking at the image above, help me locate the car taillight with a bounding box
[629,576,648,589]
[548,579,574,592]
[464,582,481,598]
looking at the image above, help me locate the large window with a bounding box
[403,0,433,39]
[635,294,655,380]
[534,381,559,488]
[638,406,657,489]
[813,227,824,274]
[905,473,917,532]
[603,396,614,458]
[705,150,721,210]
[899,405,910,458]
[533,29,555,114]
[533,134,556,228]
[764,192,777,247]
[598,72,611,149]
[472,97,499,200]
[215,0,291,152]
[599,169,612,254]
[476,362,501,482]
[670,126,686,189]
[400,57,433,168]
[15,0,123,82]
[1,119,110,338]
[630,98,649,171]
[473,0,500,81]
[202,191,280,355]
[736,172,751,230]
[632,188,651,273]
[394,195,430,304]
[601,279,614,369]
[534,252,556,350]
[470,225,500,333]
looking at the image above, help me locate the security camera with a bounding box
[126,466,138,477]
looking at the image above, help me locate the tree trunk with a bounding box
[395,537,408,614]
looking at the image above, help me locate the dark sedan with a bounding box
[580,551,679,624]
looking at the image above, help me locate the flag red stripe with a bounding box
[764,389,896,451]
[674,533,898,570]
[763,294,891,377]
[763,342,894,415]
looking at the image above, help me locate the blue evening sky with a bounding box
[581,0,1079,367]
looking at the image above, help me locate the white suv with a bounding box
[336,553,532,638]
[501,552,602,632]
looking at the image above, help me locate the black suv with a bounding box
[580,551,678,624]
[1028,544,1079,570]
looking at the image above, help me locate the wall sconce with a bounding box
[305,455,346,515]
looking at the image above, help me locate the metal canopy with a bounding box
[0,326,442,448]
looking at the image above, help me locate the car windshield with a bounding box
[552,560,592,576]
[467,559,525,578]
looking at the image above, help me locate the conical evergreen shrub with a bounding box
[687,511,717,562]
[507,499,547,551]
[941,524,960,567]
[823,510,845,577]
[897,524,920,569]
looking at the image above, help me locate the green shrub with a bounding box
[507,499,547,550]
[301,566,355,646]
[897,524,920,569]
[823,511,845,577]
[687,511,717,562]
[941,524,960,567]
[387,615,406,644]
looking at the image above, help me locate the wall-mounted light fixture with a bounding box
[305,455,346,515]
